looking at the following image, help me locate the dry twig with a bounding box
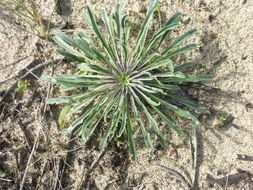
[154,165,191,190]
[137,185,145,190]
[19,118,42,190]
[0,56,28,69]
[18,119,33,151]
[0,58,61,85]
[154,127,200,190]
[206,171,251,187]
[237,154,253,162]
[53,157,64,190]
[0,58,64,104]
[191,127,199,189]
[35,160,48,190]
[77,149,107,190]
[0,177,12,182]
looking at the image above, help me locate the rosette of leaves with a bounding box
[44,0,211,160]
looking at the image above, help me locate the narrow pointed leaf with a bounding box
[174,61,200,71]
[126,110,137,160]
[158,13,182,45]
[149,94,201,126]
[163,29,197,54]
[58,104,71,129]
[166,93,208,113]
[161,74,212,82]
[133,0,158,60]
[152,106,187,137]
[130,96,153,149]
[99,112,120,150]
[145,82,180,90]
[56,49,86,63]
[140,103,168,147]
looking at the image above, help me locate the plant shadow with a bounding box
[186,30,253,189]
[56,0,72,16]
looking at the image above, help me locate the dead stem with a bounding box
[191,127,199,189]
[155,165,191,190]
[19,112,42,190]
[77,149,107,190]
[0,58,64,86]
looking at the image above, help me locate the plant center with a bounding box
[118,74,130,86]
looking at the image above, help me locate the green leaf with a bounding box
[77,104,103,136]
[130,96,154,149]
[152,106,187,137]
[78,63,113,75]
[154,44,196,65]
[102,8,114,38]
[58,104,71,129]
[163,29,197,54]
[59,86,78,92]
[118,103,127,137]
[133,0,158,61]
[123,25,131,47]
[75,95,111,136]
[134,87,160,106]
[101,8,119,62]
[52,31,86,59]
[174,61,200,71]
[152,71,186,78]
[126,108,137,160]
[63,107,93,134]
[68,92,102,115]
[43,75,106,88]
[140,103,168,147]
[140,56,173,73]
[16,80,29,92]
[85,5,117,63]
[47,96,74,104]
[139,84,166,94]
[165,13,182,26]
[54,30,93,58]
[158,13,182,46]
[81,114,103,144]
[72,31,111,64]
[47,93,91,104]
[161,74,212,83]
[114,4,122,38]
[56,48,85,63]
[103,91,121,122]
[99,112,120,150]
[166,93,208,113]
[134,52,161,71]
[149,94,201,126]
[165,43,197,58]
[141,23,179,58]
[145,82,180,90]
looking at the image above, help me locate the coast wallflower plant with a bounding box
[44,0,210,160]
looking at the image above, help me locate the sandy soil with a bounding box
[0,0,253,189]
